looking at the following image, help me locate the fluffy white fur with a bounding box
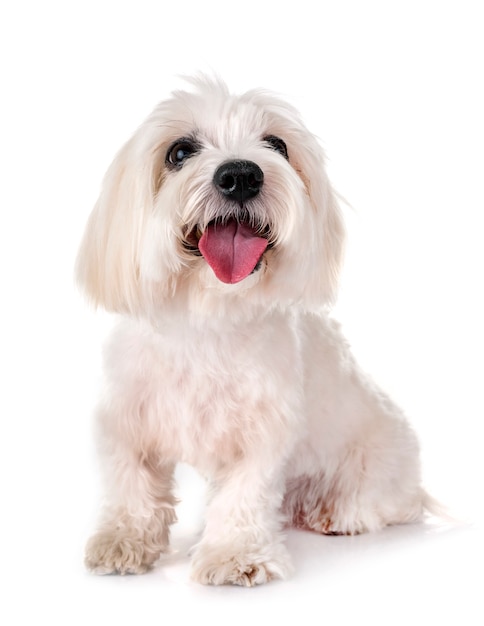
[78,76,429,586]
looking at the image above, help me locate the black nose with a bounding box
[213,160,264,205]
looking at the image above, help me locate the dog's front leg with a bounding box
[191,459,292,586]
[85,455,177,574]
[85,402,178,575]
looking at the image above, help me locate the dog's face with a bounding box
[77,77,344,319]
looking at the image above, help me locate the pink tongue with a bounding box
[198,220,268,284]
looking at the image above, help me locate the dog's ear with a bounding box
[76,138,161,313]
[315,178,345,306]
[293,138,345,307]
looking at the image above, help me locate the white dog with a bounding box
[77,76,430,586]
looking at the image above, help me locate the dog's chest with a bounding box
[115,315,304,469]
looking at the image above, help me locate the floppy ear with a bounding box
[76,138,161,313]
[314,177,346,306]
[293,136,346,307]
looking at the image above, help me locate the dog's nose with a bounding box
[213,160,264,205]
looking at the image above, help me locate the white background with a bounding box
[1,1,483,624]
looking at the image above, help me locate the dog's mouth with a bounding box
[184,218,271,284]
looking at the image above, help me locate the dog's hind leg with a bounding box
[283,416,425,536]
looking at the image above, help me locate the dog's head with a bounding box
[76,76,345,319]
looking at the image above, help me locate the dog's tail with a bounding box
[422,489,464,525]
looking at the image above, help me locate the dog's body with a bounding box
[78,77,427,586]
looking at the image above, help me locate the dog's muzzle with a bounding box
[183,160,271,285]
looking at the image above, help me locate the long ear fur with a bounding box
[76,137,160,313]
[293,135,346,308]
[312,171,346,307]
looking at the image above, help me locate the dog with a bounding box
[77,76,430,586]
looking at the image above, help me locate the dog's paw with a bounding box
[293,502,395,536]
[291,503,366,535]
[85,530,161,575]
[190,545,292,586]
[303,516,359,536]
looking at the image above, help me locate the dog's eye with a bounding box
[166,139,199,168]
[263,135,289,160]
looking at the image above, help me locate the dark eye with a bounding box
[263,135,288,160]
[166,138,200,168]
